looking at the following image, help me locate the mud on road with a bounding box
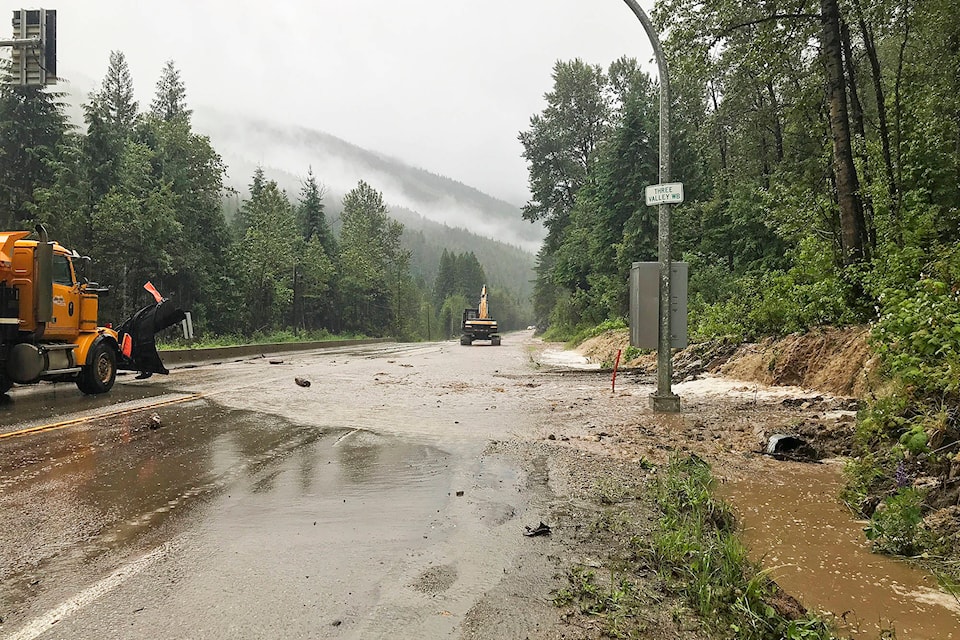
[2,331,958,639]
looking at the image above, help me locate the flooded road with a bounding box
[723,460,960,639]
[0,340,566,639]
[4,337,960,639]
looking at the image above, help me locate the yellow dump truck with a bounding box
[0,226,184,395]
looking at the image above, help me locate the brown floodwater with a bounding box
[722,459,960,639]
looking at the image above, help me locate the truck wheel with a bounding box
[77,341,117,395]
[460,335,472,346]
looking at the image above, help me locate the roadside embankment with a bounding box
[574,326,875,397]
[540,327,960,637]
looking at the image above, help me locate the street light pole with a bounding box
[621,0,680,412]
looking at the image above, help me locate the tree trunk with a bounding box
[853,0,901,242]
[841,19,876,254]
[821,0,869,264]
[710,81,728,182]
[766,80,784,163]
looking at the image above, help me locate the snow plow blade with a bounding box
[116,298,186,376]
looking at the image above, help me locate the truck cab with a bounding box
[1,228,120,395]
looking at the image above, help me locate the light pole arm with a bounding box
[620,0,671,186]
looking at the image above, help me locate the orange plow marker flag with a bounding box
[143,281,164,303]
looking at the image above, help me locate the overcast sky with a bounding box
[5,1,657,206]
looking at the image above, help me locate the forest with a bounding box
[519,0,958,569]
[0,54,531,343]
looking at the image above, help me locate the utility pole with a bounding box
[621,0,681,412]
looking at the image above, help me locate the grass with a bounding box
[555,455,840,639]
[541,318,628,345]
[553,567,653,637]
[157,329,370,350]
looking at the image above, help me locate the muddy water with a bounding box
[722,460,960,638]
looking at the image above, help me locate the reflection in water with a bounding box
[722,460,960,639]
[0,401,452,622]
[0,380,169,429]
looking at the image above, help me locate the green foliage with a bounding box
[150,60,191,123]
[689,267,856,342]
[870,276,960,400]
[0,53,521,345]
[0,82,69,228]
[438,294,469,338]
[338,180,408,336]
[519,59,611,251]
[841,452,891,515]
[521,0,960,364]
[864,488,926,556]
[236,176,297,331]
[159,328,365,349]
[569,318,628,345]
[525,60,659,328]
[297,168,335,254]
[553,567,650,637]
[623,345,642,362]
[433,250,486,308]
[898,425,929,456]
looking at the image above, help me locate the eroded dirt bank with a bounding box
[528,327,960,638]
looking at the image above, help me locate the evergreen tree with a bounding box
[83,51,140,218]
[89,141,182,319]
[0,82,69,228]
[297,168,335,254]
[454,252,486,300]
[338,180,406,334]
[139,73,229,332]
[95,51,139,130]
[150,60,192,123]
[433,249,455,304]
[236,176,298,331]
[234,166,266,235]
[293,169,336,331]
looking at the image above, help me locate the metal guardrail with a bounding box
[159,338,393,367]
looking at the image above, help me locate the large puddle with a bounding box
[722,460,960,639]
[0,402,462,625]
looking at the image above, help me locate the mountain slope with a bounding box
[57,79,538,297]
[192,109,544,253]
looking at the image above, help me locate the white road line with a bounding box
[333,429,361,446]
[3,543,172,640]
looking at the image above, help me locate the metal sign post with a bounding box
[621,0,681,413]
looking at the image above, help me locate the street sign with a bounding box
[9,9,57,86]
[645,182,683,206]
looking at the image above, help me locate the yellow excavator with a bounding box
[460,285,500,346]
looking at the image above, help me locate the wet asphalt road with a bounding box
[0,337,556,639]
